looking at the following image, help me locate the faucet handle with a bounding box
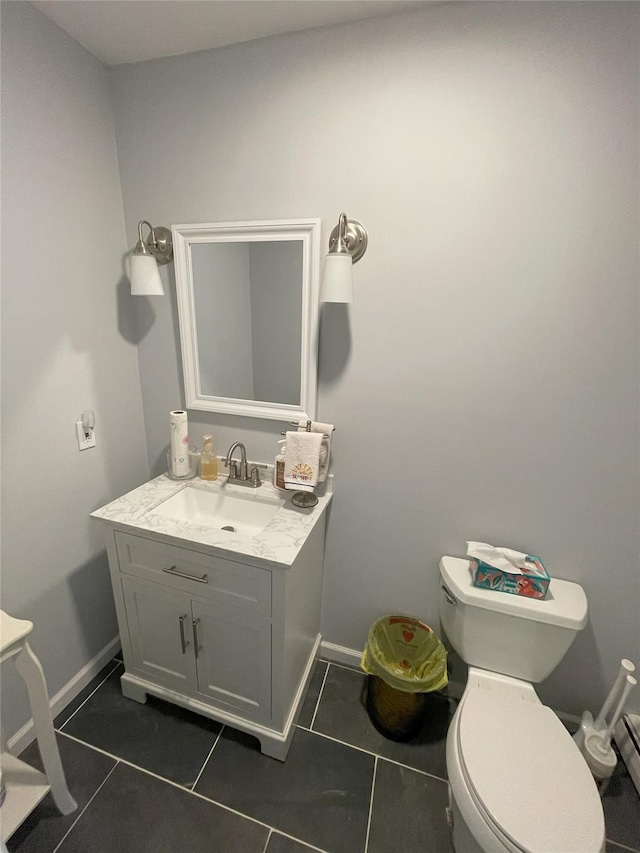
[227,460,238,479]
[249,464,267,487]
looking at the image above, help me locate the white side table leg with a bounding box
[15,642,77,815]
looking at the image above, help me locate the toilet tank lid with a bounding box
[439,556,588,630]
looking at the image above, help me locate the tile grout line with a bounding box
[321,659,360,674]
[57,661,122,732]
[57,730,334,853]
[309,662,330,730]
[261,828,273,853]
[363,756,378,853]
[190,726,225,791]
[267,829,330,853]
[51,761,120,853]
[56,730,277,834]
[296,723,448,784]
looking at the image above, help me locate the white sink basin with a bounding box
[149,485,284,536]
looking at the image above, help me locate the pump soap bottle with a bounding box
[200,434,218,480]
[274,439,286,490]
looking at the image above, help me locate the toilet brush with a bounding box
[602,674,637,745]
[594,659,636,734]
[574,659,636,750]
[577,670,637,794]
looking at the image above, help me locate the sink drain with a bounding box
[221,525,236,532]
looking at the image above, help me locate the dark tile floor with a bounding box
[7,656,640,853]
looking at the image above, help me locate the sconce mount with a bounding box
[134,220,173,265]
[328,217,368,264]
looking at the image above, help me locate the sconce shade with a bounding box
[320,213,367,303]
[320,253,354,303]
[129,220,172,295]
[130,253,164,296]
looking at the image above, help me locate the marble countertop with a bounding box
[91,470,333,569]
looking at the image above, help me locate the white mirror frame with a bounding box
[172,218,321,421]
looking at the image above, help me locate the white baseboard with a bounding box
[7,635,121,755]
[320,641,362,668]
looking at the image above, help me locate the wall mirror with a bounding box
[173,219,321,421]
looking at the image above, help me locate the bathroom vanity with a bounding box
[91,471,332,760]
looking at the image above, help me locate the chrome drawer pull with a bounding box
[163,565,209,583]
[192,617,201,659]
[178,614,190,654]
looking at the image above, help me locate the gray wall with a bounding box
[108,1,636,717]
[0,2,150,737]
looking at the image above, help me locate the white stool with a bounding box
[0,611,76,846]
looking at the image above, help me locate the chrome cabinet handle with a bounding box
[441,585,457,605]
[192,617,201,659]
[178,614,190,654]
[163,565,209,584]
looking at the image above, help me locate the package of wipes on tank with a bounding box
[467,541,550,600]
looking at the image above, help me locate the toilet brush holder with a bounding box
[575,659,637,794]
[583,733,617,794]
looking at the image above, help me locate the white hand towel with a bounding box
[297,420,334,483]
[284,431,323,492]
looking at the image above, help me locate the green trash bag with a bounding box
[360,615,448,693]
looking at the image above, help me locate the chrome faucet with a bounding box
[224,442,266,488]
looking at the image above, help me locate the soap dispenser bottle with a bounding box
[200,434,218,480]
[274,439,286,490]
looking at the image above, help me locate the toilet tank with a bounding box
[439,557,588,683]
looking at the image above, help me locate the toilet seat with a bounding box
[457,688,605,853]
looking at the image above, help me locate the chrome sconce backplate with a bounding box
[144,225,173,265]
[328,219,368,263]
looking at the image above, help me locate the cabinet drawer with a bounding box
[115,532,271,616]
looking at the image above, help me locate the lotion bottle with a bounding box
[274,440,286,490]
[200,434,218,480]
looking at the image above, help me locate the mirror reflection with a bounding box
[191,240,302,404]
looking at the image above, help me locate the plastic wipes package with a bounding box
[361,615,448,694]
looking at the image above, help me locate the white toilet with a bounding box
[439,556,606,853]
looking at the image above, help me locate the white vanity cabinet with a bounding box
[121,575,273,721]
[100,512,327,761]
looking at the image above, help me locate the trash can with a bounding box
[361,615,448,741]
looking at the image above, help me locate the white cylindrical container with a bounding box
[583,733,617,794]
[170,410,189,478]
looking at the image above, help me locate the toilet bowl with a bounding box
[439,557,605,853]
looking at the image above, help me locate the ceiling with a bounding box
[32,0,434,66]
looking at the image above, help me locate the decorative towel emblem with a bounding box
[292,462,314,482]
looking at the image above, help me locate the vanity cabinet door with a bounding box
[191,598,272,723]
[122,577,197,693]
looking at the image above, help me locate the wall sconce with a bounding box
[320,213,368,303]
[130,220,173,296]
